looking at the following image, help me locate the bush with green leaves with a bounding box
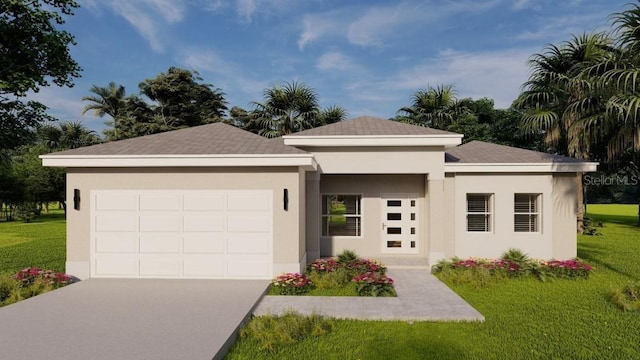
[352,272,396,297]
[610,282,640,311]
[270,273,314,295]
[238,311,333,351]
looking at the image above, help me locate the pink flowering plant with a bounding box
[271,273,314,295]
[15,267,72,288]
[352,272,395,297]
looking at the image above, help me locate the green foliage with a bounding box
[610,282,640,311]
[237,312,333,352]
[336,249,358,265]
[306,268,352,289]
[500,248,530,267]
[352,272,396,297]
[0,0,81,152]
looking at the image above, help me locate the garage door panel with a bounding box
[95,193,137,211]
[95,234,138,253]
[228,193,270,211]
[140,215,182,232]
[184,195,225,211]
[228,214,270,232]
[140,194,181,211]
[92,190,272,279]
[184,234,225,254]
[95,255,138,276]
[184,215,224,232]
[95,215,138,232]
[184,255,226,276]
[228,256,270,278]
[228,234,270,254]
[139,256,182,277]
[139,235,181,253]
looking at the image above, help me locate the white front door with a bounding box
[380,194,419,254]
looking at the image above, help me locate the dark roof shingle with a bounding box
[445,141,583,163]
[290,116,459,136]
[50,122,307,156]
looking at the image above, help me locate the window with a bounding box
[467,194,492,232]
[322,195,361,236]
[514,194,540,232]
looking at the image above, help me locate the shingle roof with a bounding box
[291,116,459,136]
[445,141,584,163]
[50,122,307,156]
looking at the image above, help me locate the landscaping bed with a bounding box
[269,251,395,297]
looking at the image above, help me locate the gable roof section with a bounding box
[41,122,316,169]
[283,116,462,147]
[445,141,598,173]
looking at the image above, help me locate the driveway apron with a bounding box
[0,279,269,360]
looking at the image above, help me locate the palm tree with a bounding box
[251,81,320,138]
[514,33,612,233]
[315,105,348,127]
[82,82,128,139]
[38,121,101,150]
[396,84,468,129]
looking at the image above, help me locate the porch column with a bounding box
[428,177,446,265]
[305,171,321,261]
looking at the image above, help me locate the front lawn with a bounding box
[227,204,640,360]
[0,209,66,273]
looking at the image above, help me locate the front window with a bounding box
[467,194,492,232]
[514,194,540,232]
[322,195,361,236]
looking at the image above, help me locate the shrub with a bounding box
[270,273,314,295]
[238,311,333,351]
[0,273,17,303]
[15,267,72,288]
[352,272,395,297]
[307,268,352,289]
[345,258,387,275]
[336,249,358,265]
[610,282,640,311]
[307,258,341,273]
[500,248,530,268]
[541,260,592,279]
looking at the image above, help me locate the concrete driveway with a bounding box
[0,278,269,360]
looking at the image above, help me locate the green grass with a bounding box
[227,204,640,360]
[0,210,66,273]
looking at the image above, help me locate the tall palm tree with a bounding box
[514,33,612,233]
[82,82,128,139]
[38,121,100,150]
[251,81,320,138]
[396,84,468,129]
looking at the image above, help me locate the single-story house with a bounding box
[41,116,598,280]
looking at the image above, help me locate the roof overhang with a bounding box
[40,154,318,171]
[283,135,463,148]
[445,162,599,173]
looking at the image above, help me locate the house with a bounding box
[41,116,598,280]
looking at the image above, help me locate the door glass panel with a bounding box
[387,227,401,234]
[387,213,401,221]
[387,241,401,248]
[410,213,416,221]
[387,200,401,207]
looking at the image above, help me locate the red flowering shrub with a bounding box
[307,258,341,273]
[271,273,314,295]
[15,267,72,288]
[541,260,592,279]
[352,272,395,297]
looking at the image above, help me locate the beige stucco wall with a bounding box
[551,173,578,259]
[318,174,426,258]
[65,167,304,278]
[301,146,446,179]
[451,173,559,260]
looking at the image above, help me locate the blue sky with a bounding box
[32,0,631,132]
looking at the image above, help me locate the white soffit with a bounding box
[445,162,599,173]
[40,154,318,170]
[282,135,463,148]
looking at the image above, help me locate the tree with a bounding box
[395,84,469,129]
[0,0,81,152]
[138,67,228,129]
[251,81,321,138]
[38,121,101,150]
[81,82,129,140]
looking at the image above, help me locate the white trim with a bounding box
[283,135,462,148]
[40,154,317,170]
[445,162,598,173]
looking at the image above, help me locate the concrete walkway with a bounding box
[0,278,269,360]
[254,269,484,321]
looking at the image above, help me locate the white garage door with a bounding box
[90,190,273,279]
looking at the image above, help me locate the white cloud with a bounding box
[237,0,258,21]
[298,11,346,50]
[27,87,104,130]
[346,4,428,47]
[143,0,185,23]
[316,51,362,73]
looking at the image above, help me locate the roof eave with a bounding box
[40,154,318,171]
[283,135,463,148]
[444,162,599,173]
